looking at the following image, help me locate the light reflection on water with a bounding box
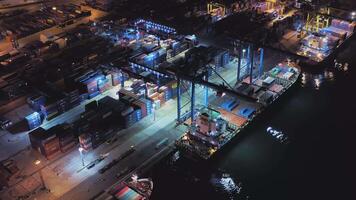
[210,172,247,200]
[299,63,350,90]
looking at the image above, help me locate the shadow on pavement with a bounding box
[7,119,29,134]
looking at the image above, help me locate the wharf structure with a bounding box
[211,0,355,65]
[1,13,301,163]
[91,19,301,160]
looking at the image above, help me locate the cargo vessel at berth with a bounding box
[176,61,301,160]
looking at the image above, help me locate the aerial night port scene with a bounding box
[0,0,355,200]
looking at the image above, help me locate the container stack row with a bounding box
[171,41,189,57]
[64,88,81,109]
[130,47,167,68]
[214,50,230,69]
[29,128,61,160]
[29,123,79,159]
[111,71,122,86]
[51,123,77,153]
[27,95,46,112]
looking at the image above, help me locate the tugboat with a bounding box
[110,174,153,200]
[266,127,289,143]
[126,174,154,198]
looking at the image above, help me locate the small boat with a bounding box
[266,127,289,143]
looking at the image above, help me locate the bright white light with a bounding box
[131,174,138,182]
[34,159,41,165]
[314,78,321,88]
[352,12,356,16]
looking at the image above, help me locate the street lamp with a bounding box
[78,147,85,166]
[33,160,46,190]
[242,49,246,59]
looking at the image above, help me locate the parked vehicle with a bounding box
[0,117,12,129]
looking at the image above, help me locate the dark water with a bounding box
[148,36,356,200]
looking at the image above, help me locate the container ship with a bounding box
[176,61,301,160]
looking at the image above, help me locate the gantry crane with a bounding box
[304,6,331,33]
[207,2,226,17]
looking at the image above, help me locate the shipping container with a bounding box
[27,95,46,111]
[89,91,100,99]
[29,127,61,159]
[25,112,42,130]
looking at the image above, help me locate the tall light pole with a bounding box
[34,160,46,190]
[78,147,85,166]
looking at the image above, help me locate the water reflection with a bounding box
[300,66,343,90]
[334,61,349,72]
[314,75,322,90]
[210,172,247,200]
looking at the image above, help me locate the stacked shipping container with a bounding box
[29,128,61,160]
[25,112,42,130]
[51,123,77,153]
[64,88,81,109]
[27,95,46,112]
[214,50,230,69]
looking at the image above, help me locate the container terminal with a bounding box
[0,0,351,200]
[200,0,356,65]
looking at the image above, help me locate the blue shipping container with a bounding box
[89,91,100,99]
[25,112,42,130]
